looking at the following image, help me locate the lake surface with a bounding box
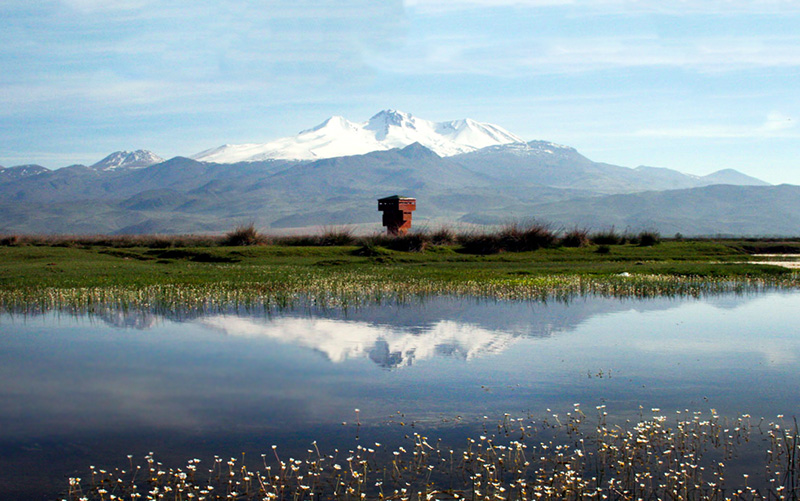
[2,291,800,499]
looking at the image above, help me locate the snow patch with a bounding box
[91,150,164,171]
[192,110,525,163]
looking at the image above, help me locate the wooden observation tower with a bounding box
[378,195,416,236]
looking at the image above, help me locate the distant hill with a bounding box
[0,140,790,236]
[461,184,800,236]
[699,168,769,186]
[0,164,50,184]
[452,142,770,193]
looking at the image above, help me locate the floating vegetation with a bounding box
[64,407,800,500]
[1,272,799,316]
[0,272,796,317]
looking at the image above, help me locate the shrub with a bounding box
[457,231,502,255]
[276,235,320,246]
[319,226,356,246]
[221,223,266,246]
[385,233,429,252]
[596,244,611,254]
[365,232,429,252]
[591,227,624,245]
[0,234,223,248]
[458,221,557,254]
[637,230,661,247]
[560,227,590,248]
[429,226,457,246]
[0,235,20,246]
[497,221,557,252]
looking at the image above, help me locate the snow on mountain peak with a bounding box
[91,150,164,171]
[367,109,414,127]
[0,164,49,181]
[191,110,525,163]
[303,115,360,134]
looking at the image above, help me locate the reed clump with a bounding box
[0,233,222,248]
[274,227,357,246]
[559,227,590,248]
[590,227,626,246]
[0,222,675,252]
[319,226,357,246]
[429,226,457,246]
[221,224,269,246]
[636,230,661,247]
[458,222,558,254]
[65,407,800,500]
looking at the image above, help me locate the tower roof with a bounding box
[378,195,415,202]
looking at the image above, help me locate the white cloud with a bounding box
[198,316,520,366]
[0,71,271,119]
[366,34,800,77]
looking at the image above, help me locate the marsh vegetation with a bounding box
[65,407,800,500]
[0,227,798,313]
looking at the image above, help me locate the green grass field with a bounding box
[0,239,797,312]
[0,239,791,287]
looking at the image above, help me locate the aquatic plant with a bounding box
[64,407,800,500]
[1,273,798,317]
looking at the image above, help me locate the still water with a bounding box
[2,291,800,499]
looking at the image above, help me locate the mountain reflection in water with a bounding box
[2,292,800,499]
[199,316,521,367]
[85,294,691,362]
[65,292,800,370]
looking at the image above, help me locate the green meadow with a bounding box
[1,236,798,312]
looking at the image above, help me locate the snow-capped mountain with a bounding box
[192,110,524,163]
[0,164,50,183]
[91,150,164,171]
[472,140,577,157]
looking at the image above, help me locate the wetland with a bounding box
[3,291,800,499]
[1,240,800,499]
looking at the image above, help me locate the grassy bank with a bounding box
[0,237,797,312]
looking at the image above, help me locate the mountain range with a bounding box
[0,110,796,236]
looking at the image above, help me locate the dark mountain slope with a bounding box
[452,141,770,193]
[491,184,800,236]
[0,142,786,235]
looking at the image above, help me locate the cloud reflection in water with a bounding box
[198,316,522,367]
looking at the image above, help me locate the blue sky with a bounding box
[2,0,799,184]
